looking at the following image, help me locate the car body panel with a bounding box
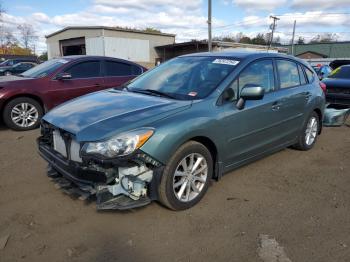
[43,90,192,142]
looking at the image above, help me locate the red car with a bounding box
[0,56,146,131]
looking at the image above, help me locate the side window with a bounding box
[298,64,307,85]
[238,59,275,93]
[65,61,101,79]
[305,67,316,83]
[277,60,300,88]
[105,61,141,76]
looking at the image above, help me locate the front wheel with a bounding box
[159,141,213,210]
[3,97,43,131]
[293,111,319,150]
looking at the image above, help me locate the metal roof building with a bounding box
[287,42,350,59]
[46,26,175,68]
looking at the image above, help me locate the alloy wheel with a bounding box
[172,153,208,202]
[11,103,39,128]
[305,116,318,146]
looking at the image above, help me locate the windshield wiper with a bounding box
[131,89,176,99]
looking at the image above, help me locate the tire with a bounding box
[159,141,213,210]
[3,97,43,131]
[293,111,320,151]
[4,71,11,76]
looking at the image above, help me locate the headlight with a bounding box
[82,128,154,158]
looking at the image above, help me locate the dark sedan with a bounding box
[0,62,37,76]
[323,65,350,106]
[0,56,146,131]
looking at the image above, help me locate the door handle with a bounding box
[271,101,281,111]
[94,83,102,87]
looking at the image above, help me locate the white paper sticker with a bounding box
[58,59,69,64]
[212,59,239,66]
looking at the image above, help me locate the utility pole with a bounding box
[268,15,280,51]
[291,20,296,56]
[208,0,212,52]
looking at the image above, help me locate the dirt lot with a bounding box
[0,125,349,262]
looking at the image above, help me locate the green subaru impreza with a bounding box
[38,52,325,210]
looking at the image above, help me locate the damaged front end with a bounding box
[323,104,350,127]
[38,123,164,210]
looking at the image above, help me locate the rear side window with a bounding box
[238,59,275,93]
[305,67,316,83]
[105,61,142,76]
[298,65,307,85]
[277,60,300,88]
[65,61,101,79]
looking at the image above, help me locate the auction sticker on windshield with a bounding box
[213,59,239,66]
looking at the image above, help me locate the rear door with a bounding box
[49,60,104,107]
[102,60,143,89]
[273,59,309,141]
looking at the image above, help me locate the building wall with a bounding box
[46,28,175,67]
[297,52,324,59]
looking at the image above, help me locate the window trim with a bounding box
[304,66,316,84]
[102,59,143,77]
[275,58,303,90]
[217,58,276,105]
[55,60,103,80]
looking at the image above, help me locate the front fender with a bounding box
[140,112,222,165]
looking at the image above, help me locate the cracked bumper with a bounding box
[38,139,163,210]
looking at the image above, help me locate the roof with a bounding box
[286,42,350,58]
[177,51,310,67]
[180,51,299,59]
[297,51,328,58]
[46,26,176,38]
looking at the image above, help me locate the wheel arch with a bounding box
[1,94,44,113]
[313,108,323,134]
[187,136,222,180]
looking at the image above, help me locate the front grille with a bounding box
[42,123,82,163]
[53,130,67,157]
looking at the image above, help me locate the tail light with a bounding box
[319,82,326,93]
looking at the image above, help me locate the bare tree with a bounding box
[17,23,38,50]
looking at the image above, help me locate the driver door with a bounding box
[219,59,287,169]
[49,60,104,108]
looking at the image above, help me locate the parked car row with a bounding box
[36,52,326,211]
[0,62,38,76]
[0,56,146,130]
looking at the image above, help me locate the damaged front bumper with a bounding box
[38,136,164,210]
[323,104,350,127]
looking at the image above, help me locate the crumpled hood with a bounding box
[43,89,192,141]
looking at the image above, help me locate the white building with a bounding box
[46,26,176,68]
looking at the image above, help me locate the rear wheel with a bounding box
[293,111,319,150]
[159,141,213,210]
[3,97,43,131]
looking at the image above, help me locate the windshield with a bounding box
[328,66,350,79]
[127,56,239,100]
[21,59,69,78]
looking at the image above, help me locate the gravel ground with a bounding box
[0,125,349,262]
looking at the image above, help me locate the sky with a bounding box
[2,0,350,55]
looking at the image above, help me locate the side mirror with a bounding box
[56,72,72,80]
[236,85,265,110]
